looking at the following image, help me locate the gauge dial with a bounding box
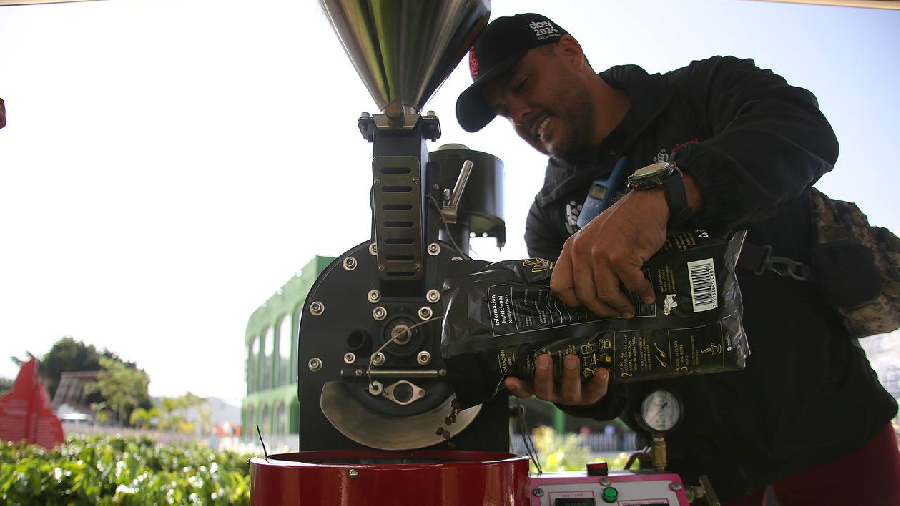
[639,389,682,433]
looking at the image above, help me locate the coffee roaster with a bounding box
[249,1,695,504]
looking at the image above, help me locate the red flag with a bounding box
[0,359,64,449]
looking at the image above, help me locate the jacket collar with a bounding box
[536,64,674,207]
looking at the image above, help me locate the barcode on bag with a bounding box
[687,258,717,312]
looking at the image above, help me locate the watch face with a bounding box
[632,162,671,178]
[627,162,674,189]
[639,389,682,433]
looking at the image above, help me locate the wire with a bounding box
[427,194,470,260]
[515,398,543,475]
[366,316,444,379]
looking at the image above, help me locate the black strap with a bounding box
[663,168,692,227]
[738,242,813,281]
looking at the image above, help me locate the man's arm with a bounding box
[671,56,839,231]
[553,56,836,319]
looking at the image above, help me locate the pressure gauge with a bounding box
[638,389,683,433]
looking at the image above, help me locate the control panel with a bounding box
[529,471,689,506]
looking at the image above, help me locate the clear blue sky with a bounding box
[1,0,898,405]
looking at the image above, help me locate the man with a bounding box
[456,13,900,506]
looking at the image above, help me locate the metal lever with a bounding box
[441,160,473,224]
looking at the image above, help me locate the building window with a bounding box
[263,327,273,390]
[275,401,287,435]
[279,315,291,386]
[261,404,271,435]
[292,307,303,381]
[249,337,259,393]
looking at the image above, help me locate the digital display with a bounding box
[553,499,595,506]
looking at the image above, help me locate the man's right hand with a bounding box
[505,353,609,406]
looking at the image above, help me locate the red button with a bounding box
[586,461,608,477]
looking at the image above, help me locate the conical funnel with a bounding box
[320,0,490,113]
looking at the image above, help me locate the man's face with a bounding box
[483,44,595,162]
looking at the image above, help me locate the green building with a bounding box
[242,256,333,437]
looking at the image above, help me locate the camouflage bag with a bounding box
[809,188,900,338]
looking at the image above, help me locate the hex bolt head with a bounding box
[343,353,356,365]
[369,243,378,255]
[309,301,324,316]
[532,488,544,497]
[371,352,385,366]
[342,256,357,271]
[417,351,432,365]
[308,358,322,372]
[427,243,440,256]
[669,482,683,491]
[426,290,440,303]
[418,307,433,321]
[373,306,387,321]
[367,290,381,303]
[359,112,371,119]
[348,469,359,479]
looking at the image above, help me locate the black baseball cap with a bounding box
[456,13,569,133]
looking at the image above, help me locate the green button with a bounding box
[601,486,618,503]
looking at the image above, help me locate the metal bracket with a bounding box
[441,159,473,224]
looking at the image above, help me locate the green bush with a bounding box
[0,434,250,505]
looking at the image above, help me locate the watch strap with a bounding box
[662,167,692,227]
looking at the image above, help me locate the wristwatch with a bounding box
[625,162,692,227]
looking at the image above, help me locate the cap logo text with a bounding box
[468,47,479,80]
[529,20,559,40]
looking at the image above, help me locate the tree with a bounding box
[85,357,151,426]
[36,337,102,399]
[157,392,205,434]
[129,406,159,430]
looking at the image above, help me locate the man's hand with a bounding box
[550,188,670,317]
[505,354,609,406]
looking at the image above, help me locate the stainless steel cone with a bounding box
[320,0,490,113]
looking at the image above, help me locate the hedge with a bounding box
[0,434,250,505]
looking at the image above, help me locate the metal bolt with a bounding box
[414,263,422,272]
[373,306,387,320]
[309,301,324,316]
[368,381,383,395]
[354,369,364,376]
[418,307,433,321]
[411,177,419,185]
[426,290,440,303]
[308,358,322,372]
[344,353,356,365]
[600,478,611,486]
[532,488,544,497]
[427,243,440,256]
[391,324,411,345]
[348,469,359,479]
[438,369,447,377]
[343,256,357,271]
[417,351,431,365]
[369,243,378,255]
[360,112,371,119]
[425,110,436,118]
[371,352,385,366]
[367,290,381,303]
[669,482,683,491]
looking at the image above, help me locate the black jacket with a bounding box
[524,56,897,502]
